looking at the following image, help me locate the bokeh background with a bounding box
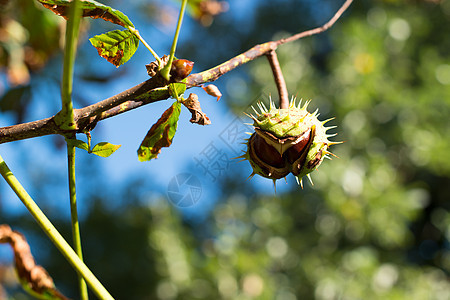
[1,0,450,299]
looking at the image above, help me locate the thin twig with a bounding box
[266,50,289,109]
[186,42,277,86]
[0,0,353,144]
[277,0,353,46]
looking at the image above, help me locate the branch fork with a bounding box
[0,0,353,144]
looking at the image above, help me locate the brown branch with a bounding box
[185,42,277,86]
[0,117,62,144]
[0,0,352,144]
[187,0,353,86]
[0,76,166,143]
[266,50,289,109]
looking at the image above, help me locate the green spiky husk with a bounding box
[294,140,328,180]
[243,97,337,187]
[253,100,317,138]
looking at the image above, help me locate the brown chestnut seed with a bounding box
[247,133,289,179]
[254,128,301,156]
[252,133,286,168]
[170,59,194,80]
[284,129,311,164]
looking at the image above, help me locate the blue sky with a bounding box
[0,0,334,227]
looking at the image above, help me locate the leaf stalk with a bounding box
[128,26,162,65]
[67,142,89,300]
[160,0,188,81]
[59,0,82,130]
[0,154,114,300]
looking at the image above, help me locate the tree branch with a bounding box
[0,0,352,144]
[185,42,277,86]
[277,0,353,46]
[266,50,289,109]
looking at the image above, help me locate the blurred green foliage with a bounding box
[1,0,450,299]
[0,0,62,122]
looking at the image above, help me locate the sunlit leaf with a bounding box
[89,29,139,67]
[65,138,89,152]
[168,82,187,99]
[138,101,181,162]
[90,142,121,157]
[37,0,134,27]
[134,80,187,103]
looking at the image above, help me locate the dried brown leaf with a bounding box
[0,225,69,300]
[182,93,211,125]
[146,55,170,77]
[196,1,229,26]
[96,46,124,66]
[199,0,229,16]
[202,84,222,101]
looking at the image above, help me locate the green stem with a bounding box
[67,143,89,300]
[86,132,92,151]
[61,2,89,298]
[59,0,82,130]
[128,27,161,65]
[168,83,181,102]
[0,154,114,300]
[160,0,188,81]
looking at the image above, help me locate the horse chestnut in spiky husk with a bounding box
[240,97,339,188]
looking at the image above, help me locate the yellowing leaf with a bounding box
[138,101,181,162]
[89,29,139,67]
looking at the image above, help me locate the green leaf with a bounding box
[37,0,134,27]
[89,29,139,67]
[65,138,89,152]
[138,101,181,162]
[168,81,187,99]
[134,78,187,102]
[90,142,121,157]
